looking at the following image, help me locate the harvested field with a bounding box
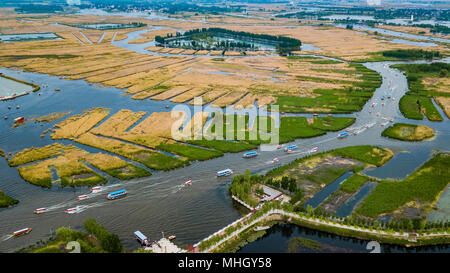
[170,87,210,103]
[90,109,147,137]
[210,91,247,108]
[150,86,192,100]
[128,111,185,138]
[190,89,230,105]
[51,108,110,139]
[76,133,187,170]
[8,143,76,167]
[435,97,450,118]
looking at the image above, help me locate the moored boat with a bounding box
[107,189,127,200]
[13,228,32,237]
[14,116,24,123]
[168,235,176,240]
[134,231,150,246]
[272,157,279,163]
[338,132,349,138]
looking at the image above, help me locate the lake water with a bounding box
[0,33,60,43]
[238,223,450,253]
[0,76,34,97]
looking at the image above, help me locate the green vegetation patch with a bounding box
[310,117,356,131]
[103,164,151,180]
[381,49,442,60]
[393,63,449,121]
[340,174,369,193]
[0,190,19,208]
[128,150,188,171]
[23,219,123,253]
[333,145,393,167]
[356,153,450,218]
[287,236,323,252]
[382,123,434,141]
[157,142,224,161]
[275,63,382,114]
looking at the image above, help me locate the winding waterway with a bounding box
[0,29,449,253]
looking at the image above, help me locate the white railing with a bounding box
[197,208,450,253]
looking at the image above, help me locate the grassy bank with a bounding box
[0,190,19,208]
[393,63,449,121]
[19,219,123,253]
[382,123,434,141]
[274,63,382,114]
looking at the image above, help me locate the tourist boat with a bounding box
[381,95,385,100]
[168,235,176,240]
[90,186,102,192]
[371,103,376,107]
[134,231,151,246]
[392,97,396,101]
[338,132,349,138]
[353,130,360,135]
[387,94,392,99]
[345,128,351,132]
[216,169,233,177]
[284,145,297,152]
[13,228,32,237]
[242,151,258,158]
[272,157,279,163]
[310,147,319,153]
[107,189,128,200]
[4,116,8,120]
[77,194,88,200]
[184,180,192,186]
[65,207,80,214]
[16,105,20,109]
[34,208,48,214]
[14,117,24,123]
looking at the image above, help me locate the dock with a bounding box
[144,238,185,253]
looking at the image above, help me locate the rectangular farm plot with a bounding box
[169,87,210,103]
[51,108,110,139]
[210,91,247,108]
[8,143,76,167]
[90,109,147,137]
[76,133,186,170]
[85,153,151,180]
[150,86,192,101]
[128,111,186,138]
[189,89,230,105]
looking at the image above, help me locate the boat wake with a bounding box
[1,234,13,241]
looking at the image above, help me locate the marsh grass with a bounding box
[356,153,450,218]
[382,123,434,141]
